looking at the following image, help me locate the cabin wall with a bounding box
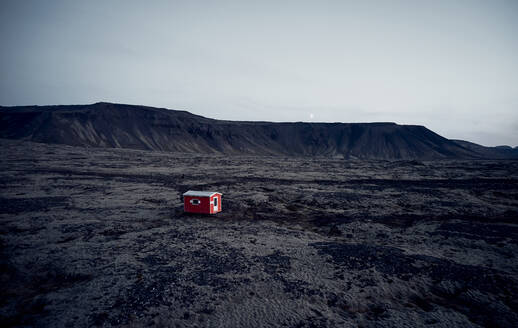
[184,196,211,214]
[211,194,222,214]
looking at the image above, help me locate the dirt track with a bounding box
[1,139,518,327]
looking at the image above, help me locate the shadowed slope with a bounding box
[1,102,515,159]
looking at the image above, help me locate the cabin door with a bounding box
[213,196,219,212]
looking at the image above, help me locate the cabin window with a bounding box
[190,199,200,205]
[214,197,218,207]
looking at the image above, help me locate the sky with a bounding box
[1,0,517,146]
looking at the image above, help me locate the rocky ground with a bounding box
[1,138,518,327]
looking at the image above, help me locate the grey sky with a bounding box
[1,0,517,146]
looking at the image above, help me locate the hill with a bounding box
[1,102,516,159]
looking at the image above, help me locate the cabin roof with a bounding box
[183,190,221,197]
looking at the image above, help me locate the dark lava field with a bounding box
[1,138,518,328]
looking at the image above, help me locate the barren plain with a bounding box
[1,138,518,327]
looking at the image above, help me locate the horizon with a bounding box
[1,0,517,146]
[1,100,516,148]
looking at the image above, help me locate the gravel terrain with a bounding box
[1,139,518,327]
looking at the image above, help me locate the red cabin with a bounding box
[183,190,222,214]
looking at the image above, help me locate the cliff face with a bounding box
[1,102,515,159]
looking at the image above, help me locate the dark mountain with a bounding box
[1,102,516,159]
[451,139,518,160]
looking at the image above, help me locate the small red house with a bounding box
[183,190,222,214]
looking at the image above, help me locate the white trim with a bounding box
[190,199,200,205]
[213,196,218,211]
